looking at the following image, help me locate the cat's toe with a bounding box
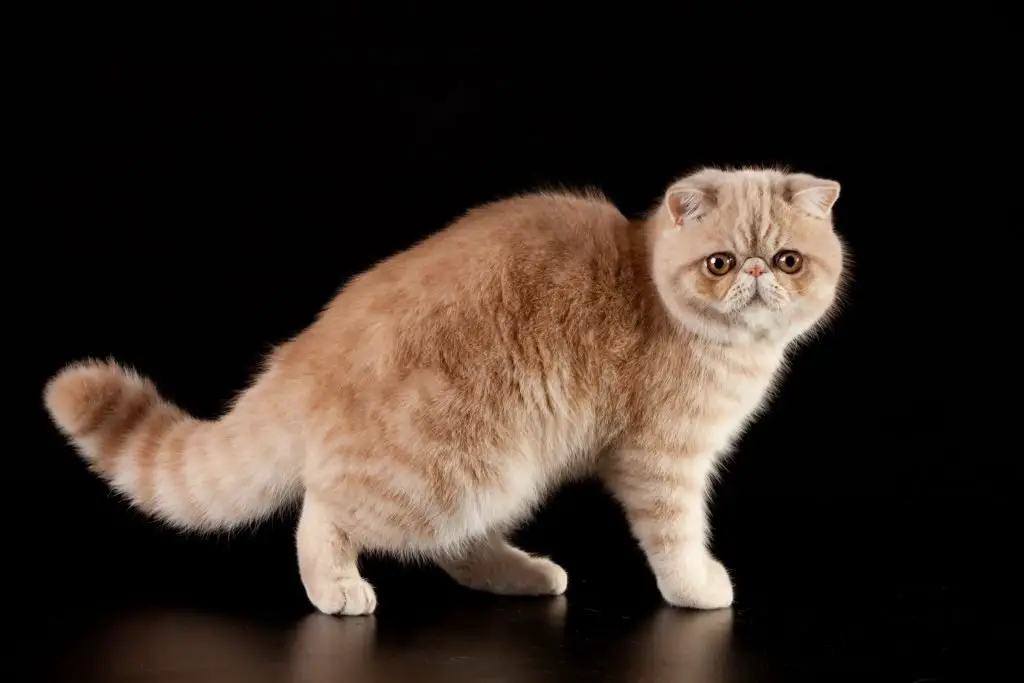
[307,576,378,616]
[481,556,567,596]
[525,557,569,596]
[658,557,734,610]
[449,555,569,596]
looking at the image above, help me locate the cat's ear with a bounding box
[787,174,841,218]
[666,186,711,225]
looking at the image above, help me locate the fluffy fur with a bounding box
[44,167,848,615]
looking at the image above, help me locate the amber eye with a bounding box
[773,250,803,274]
[705,252,736,276]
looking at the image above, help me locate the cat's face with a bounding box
[651,168,847,345]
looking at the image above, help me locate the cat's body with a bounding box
[44,167,847,615]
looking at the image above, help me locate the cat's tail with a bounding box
[43,359,303,532]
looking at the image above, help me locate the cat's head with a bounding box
[649,167,848,345]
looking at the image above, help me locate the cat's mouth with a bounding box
[748,294,788,314]
[742,290,770,308]
[719,284,788,316]
[737,291,788,317]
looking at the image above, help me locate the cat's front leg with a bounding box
[601,449,733,610]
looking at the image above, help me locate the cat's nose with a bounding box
[745,264,766,278]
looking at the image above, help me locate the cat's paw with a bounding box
[448,555,569,596]
[657,556,734,610]
[513,556,569,596]
[306,576,378,616]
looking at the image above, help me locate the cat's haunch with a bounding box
[44,167,847,615]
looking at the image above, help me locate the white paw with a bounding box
[449,555,569,596]
[521,557,569,596]
[306,576,378,616]
[658,556,734,610]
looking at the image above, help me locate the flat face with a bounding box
[656,170,846,344]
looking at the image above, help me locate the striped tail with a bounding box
[43,359,303,532]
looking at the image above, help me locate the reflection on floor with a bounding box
[42,600,761,683]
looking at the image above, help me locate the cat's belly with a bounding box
[436,456,556,544]
[424,377,600,547]
[426,432,594,552]
[327,406,598,554]
[317,362,604,552]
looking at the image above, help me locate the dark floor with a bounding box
[17,484,1018,682]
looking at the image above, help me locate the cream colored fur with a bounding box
[43,167,847,615]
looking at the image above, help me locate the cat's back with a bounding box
[277,189,642,399]
[393,189,629,278]
[458,189,626,241]
[318,190,631,335]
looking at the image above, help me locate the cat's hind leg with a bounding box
[296,493,377,616]
[438,532,568,597]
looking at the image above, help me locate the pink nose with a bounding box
[746,265,766,277]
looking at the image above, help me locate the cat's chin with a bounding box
[746,301,785,316]
[732,302,790,336]
[725,299,770,317]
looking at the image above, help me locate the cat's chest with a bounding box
[699,372,777,432]
[652,348,785,450]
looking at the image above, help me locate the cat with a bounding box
[43,166,847,616]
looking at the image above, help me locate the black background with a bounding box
[14,4,1017,681]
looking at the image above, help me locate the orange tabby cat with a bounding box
[44,167,847,615]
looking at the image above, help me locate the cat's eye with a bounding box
[705,252,736,276]
[773,250,803,274]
